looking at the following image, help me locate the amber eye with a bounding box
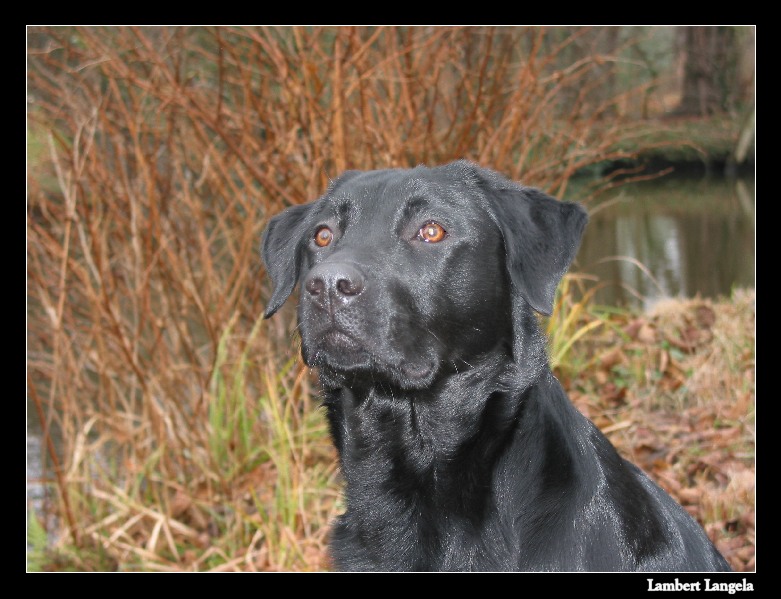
[314,226,333,247]
[418,222,447,243]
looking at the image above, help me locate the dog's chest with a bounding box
[331,494,514,572]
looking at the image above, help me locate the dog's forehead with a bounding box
[323,168,481,218]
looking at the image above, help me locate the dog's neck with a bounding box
[318,326,605,571]
[320,345,546,506]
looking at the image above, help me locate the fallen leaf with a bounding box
[677,487,702,504]
[171,489,192,518]
[638,323,657,344]
[597,347,624,370]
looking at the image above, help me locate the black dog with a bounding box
[261,161,731,572]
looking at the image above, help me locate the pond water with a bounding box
[570,175,755,311]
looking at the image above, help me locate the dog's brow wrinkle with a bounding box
[328,196,355,216]
[406,178,424,193]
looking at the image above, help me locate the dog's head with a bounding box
[261,161,587,390]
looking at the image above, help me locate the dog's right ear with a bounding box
[260,203,315,318]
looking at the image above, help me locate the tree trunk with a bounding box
[675,26,738,116]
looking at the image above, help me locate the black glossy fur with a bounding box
[261,161,731,572]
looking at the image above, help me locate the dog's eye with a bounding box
[418,222,447,243]
[314,226,333,247]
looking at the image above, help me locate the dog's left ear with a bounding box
[260,202,315,318]
[466,164,588,316]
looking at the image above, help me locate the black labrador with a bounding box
[261,161,731,572]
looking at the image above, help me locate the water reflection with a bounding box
[574,176,755,311]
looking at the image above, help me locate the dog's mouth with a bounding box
[303,325,371,368]
[322,329,363,352]
[304,325,439,389]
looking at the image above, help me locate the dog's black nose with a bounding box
[305,262,365,312]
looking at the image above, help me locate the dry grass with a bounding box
[26,26,752,571]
